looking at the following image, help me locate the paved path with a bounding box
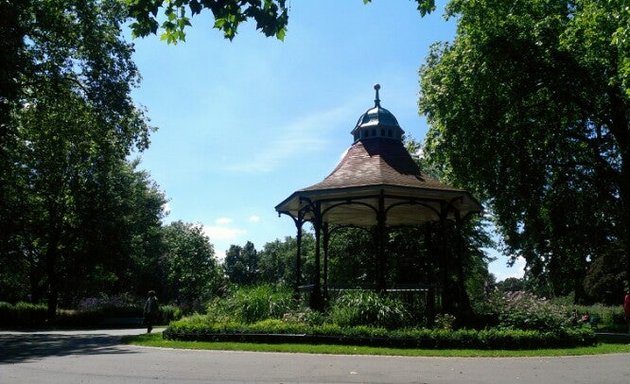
[1,329,629,383]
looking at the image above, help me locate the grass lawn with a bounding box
[122,332,630,358]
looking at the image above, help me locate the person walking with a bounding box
[143,290,159,333]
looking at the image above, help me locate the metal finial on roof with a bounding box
[374,83,381,107]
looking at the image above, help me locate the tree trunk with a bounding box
[621,149,630,292]
[608,86,630,293]
[45,236,59,321]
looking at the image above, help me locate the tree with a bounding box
[257,234,316,288]
[223,241,259,285]
[72,159,167,298]
[419,0,630,302]
[495,277,527,294]
[258,237,296,285]
[0,0,153,317]
[327,227,375,288]
[124,0,437,43]
[161,221,220,308]
[4,93,163,305]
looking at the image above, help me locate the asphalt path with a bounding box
[1,329,629,384]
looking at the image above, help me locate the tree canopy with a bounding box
[161,221,221,308]
[419,0,630,303]
[0,0,159,316]
[124,0,437,43]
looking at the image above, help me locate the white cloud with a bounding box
[248,215,261,223]
[225,105,356,173]
[215,217,233,225]
[202,225,246,241]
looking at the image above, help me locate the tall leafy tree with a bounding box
[257,234,316,288]
[419,0,630,302]
[258,237,296,286]
[0,0,153,316]
[161,221,220,308]
[327,228,375,288]
[70,159,167,298]
[224,241,259,285]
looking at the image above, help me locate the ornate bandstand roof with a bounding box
[275,84,482,227]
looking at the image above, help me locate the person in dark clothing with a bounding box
[143,290,159,333]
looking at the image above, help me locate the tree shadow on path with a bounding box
[0,333,139,364]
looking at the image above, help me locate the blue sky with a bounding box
[129,0,525,281]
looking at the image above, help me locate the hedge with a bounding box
[0,301,179,329]
[163,318,597,350]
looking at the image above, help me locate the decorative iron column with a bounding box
[322,222,330,301]
[437,201,451,314]
[376,190,387,291]
[290,210,305,301]
[310,201,324,309]
[424,222,436,326]
[454,210,473,321]
[293,219,304,300]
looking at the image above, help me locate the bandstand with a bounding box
[276,85,481,318]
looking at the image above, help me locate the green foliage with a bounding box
[257,234,315,286]
[563,303,627,332]
[164,317,597,349]
[495,277,527,293]
[495,292,569,331]
[328,291,411,329]
[206,285,299,324]
[125,1,437,43]
[159,304,183,324]
[327,228,376,287]
[0,0,164,316]
[434,313,456,330]
[419,0,630,301]
[161,221,221,309]
[126,0,289,42]
[0,298,184,329]
[223,241,259,285]
[0,302,48,328]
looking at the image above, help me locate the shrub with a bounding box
[567,304,626,331]
[15,302,48,326]
[0,302,12,325]
[0,301,48,328]
[434,313,456,330]
[479,291,570,331]
[163,318,597,349]
[328,290,411,329]
[78,295,143,317]
[207,285,299,323]
[160,304,181,324]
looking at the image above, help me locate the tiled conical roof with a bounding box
[302,139,459,192]
[276,85,481,227]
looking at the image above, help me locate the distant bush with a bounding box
[328,290,411,329]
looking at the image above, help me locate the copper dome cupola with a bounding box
[351,84,405,142]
